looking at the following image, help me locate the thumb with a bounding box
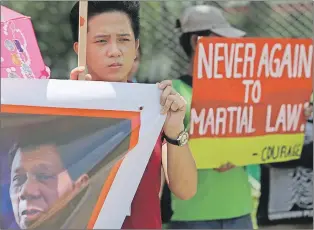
[70,66,85,80]
[85,74,92,81]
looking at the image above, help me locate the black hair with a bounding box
[7,116,131,182]
[8,143,19,169]
[176,18,213,58]
[69,1,140,43]
[179,30,212,59]
[7,116,74,170]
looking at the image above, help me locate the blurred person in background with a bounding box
[257,99,313,230]
[161,4,313,229]
[162,5,253,229]
[127,45,141,83]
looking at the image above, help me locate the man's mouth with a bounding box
[108,63,123,68]
[21,209,43,220]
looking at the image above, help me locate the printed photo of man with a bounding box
[9,143,89,229]
[1,113,133,229]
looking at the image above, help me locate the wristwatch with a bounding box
[163,130,189,146]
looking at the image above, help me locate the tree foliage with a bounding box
[2,1,312,82]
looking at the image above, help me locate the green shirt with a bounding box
[171,78,253,221]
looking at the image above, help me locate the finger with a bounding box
[161,97,174,115]
[214,164,227,172]
[169,95,183,112]
[174,95,186,111]
[304,109,312,118]
[221,163,232,171]
[214,167,227,173]
[158,80,172,89]
[170,87,178,95]
[220,164,228,170]
[85,74,92,81]
[305,106,313,117]
[226,163,235,170]
[163,93,184,112]
[165,95,180,112]
[170,100,179,112]
[70,66,85,80]
[213,168,223,172]
[160,85,172,106]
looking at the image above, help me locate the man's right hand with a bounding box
[214,163,235,173]
[304,102,313,119]
[70,66,92,81]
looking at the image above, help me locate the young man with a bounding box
[69,1,197,229]
[168,5,253,229]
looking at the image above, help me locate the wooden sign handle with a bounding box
[78,0,88,80]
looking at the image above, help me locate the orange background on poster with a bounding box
[190,37,312,168]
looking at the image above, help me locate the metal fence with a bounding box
[2,1,312,82]
[138,0,313,83]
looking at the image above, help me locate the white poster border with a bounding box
[1,78,166,228]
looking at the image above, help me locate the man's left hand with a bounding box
[158,80,186,139]
[213,163,235,173]
[304,102,313,119]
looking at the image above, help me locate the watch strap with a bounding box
[162,132,180,146]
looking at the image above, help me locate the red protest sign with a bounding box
[190,37,312,168]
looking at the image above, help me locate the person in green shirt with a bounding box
[167,5,253,229]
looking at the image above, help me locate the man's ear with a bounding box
[74,173,89,190]
[135,39,140,53]
[190,34,198,52]
[73,42,79,55]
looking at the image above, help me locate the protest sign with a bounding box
[190,37,313,169]
[1,6,49,79]
[0,79,165,229]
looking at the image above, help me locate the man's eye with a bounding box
[119,38,130,42]
[36,173,55,181]
[12,175,26,185]
[96,39,107,43]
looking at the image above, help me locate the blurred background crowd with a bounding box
[2,0,312,82]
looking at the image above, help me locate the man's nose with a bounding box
[107,42,122,58]
[20,176,41,200]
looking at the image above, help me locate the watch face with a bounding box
[179,131,189,145]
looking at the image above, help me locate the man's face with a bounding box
[77,11,138,82]
[9,145,74,229]
[191,32,222,58]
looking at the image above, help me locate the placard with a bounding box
[190,37,312,169]
[0,79,165,229]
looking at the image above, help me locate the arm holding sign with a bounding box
[158,80,197,200]
[70,70,197,199]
